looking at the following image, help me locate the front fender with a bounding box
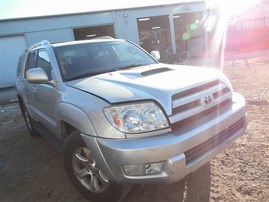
[56,103,97,136]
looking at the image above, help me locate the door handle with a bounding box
[32,86,37,93]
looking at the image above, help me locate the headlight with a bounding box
[104,102,169,133]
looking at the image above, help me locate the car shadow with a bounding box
[124,163,211,202]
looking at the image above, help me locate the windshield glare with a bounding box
[55,41,157,81]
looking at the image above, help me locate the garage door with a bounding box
[0,35,27,88]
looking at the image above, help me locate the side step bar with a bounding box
[33,122,63,153]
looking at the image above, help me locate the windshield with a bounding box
[54,41,157,81]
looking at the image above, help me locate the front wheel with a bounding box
[63,131,124,202]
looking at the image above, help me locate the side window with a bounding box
[37,50,52,80]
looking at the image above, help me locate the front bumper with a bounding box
[81,93,247,184]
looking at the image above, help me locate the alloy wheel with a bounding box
[72,147,109,193]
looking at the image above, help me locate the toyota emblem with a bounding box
[203,94,214,105]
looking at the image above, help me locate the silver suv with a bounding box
[16,37,247,202]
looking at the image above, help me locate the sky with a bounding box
[0,0,194,20]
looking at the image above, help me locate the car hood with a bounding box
[66,64,227,115]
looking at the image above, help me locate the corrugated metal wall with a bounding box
[0,11,114,46]
[25,29,74,45]
[0,2,205,46]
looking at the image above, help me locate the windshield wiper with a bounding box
[66,72,102,81]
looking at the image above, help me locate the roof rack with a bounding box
[28,40,51,51]
[92,36,114,40]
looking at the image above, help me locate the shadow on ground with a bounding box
[124,163,211,202]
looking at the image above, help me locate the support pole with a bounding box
[169,15,177,54]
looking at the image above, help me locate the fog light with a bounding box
[145,162,164,175]
[123,162,164,176]
[123,164,144,176]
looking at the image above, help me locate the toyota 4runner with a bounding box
[16,37,247,202]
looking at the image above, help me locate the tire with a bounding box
[63,131,124,202]
[21,104,39,137]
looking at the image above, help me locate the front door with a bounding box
[31,50,57,129]
[23,51,37,116]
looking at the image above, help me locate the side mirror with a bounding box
[151,51,160,61]
[26,67,49,84]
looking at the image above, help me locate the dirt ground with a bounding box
[0,56,268,202]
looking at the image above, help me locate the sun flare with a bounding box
[204,0,262,67]
[206,0,262,16]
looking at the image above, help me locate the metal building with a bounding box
[0,1,206,88]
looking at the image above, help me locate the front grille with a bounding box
[185,118,244,165]
[173,100,201,115]
[170,80,232,124]
[171,98,232,131]
[172,80,221,100]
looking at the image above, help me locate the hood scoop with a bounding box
[141,67,174,77]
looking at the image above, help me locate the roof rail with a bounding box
[28,40,51,50]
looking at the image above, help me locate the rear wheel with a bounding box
[21,104,39,137]
[63,131,124,202]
